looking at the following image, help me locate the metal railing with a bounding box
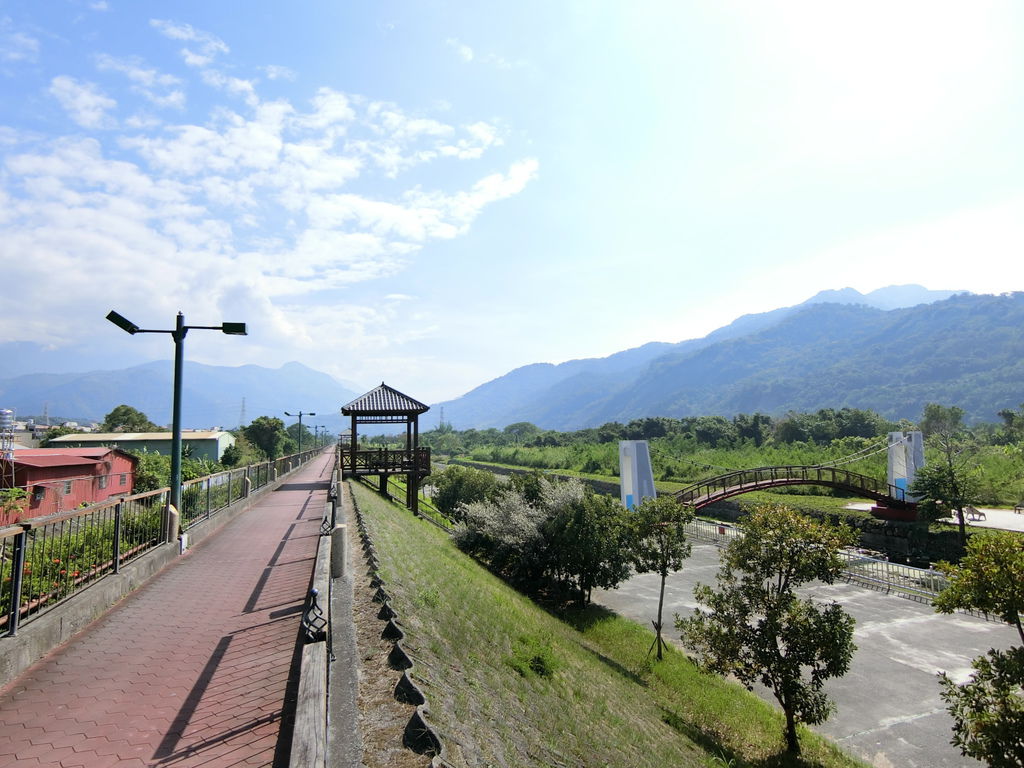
[673,465,912,508]
[1,447,321,635]
[685,517,949,601]
[179,448,319,529]
[0,487,168,634]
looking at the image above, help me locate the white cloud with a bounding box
[201,70,258,106]
[4,22,537,383]
[48,76,118,129]
[90,2,110,12]
[262,64,296,81]
[445,37,474,62]
[149,18,229,67]
[0,18,39,63]
[95,54,185,109]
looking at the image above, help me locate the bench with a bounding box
[1014,502,1024,515]
[965,507,986,522]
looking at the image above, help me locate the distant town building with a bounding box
[48,431,236,462]
[0,448,138,522]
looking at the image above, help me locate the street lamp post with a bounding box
[315,425,327,448]
[106,310,246,522]
[285,411,315,453]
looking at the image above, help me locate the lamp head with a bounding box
[221,322,247,336]
[106,310,140,335]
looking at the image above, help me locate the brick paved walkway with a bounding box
[0,452,334,768]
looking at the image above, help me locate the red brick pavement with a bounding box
[0,452,335,768]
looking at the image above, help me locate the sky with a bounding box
[2,1,1023,403]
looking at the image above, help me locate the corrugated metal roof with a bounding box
[4,455,99,469]
[15,447,136,462]
[49,431,230,442]
[342,383,429,415]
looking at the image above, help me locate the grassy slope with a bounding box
[352,481,866,768]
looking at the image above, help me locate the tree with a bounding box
[934,531,1024,766]
[630,496,694,659]
[286,422,314,451]
[131,450,171,492]
[39,425,81,446]
[547,490,632,606]
[503,421,541,445]
[243,416,287,460]
[430,464,498,518]
[915,403,977,547]
[0,488,27,523]
[678,504,857,755]
[102,404,159,433]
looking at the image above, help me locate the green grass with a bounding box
[351,481,867,768]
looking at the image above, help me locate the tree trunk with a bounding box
[656,570,667,660]
[784,705,800,754]
[955,505,967,549]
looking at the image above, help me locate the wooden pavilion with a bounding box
[340,383,431,513]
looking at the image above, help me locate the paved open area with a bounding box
[0,452,333,768]
[595,542,1017,768]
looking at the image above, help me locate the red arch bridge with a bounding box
[671,465,916,514]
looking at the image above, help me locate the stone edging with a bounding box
[350,484,447,765]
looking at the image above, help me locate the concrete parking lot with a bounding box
[594,543,1017,768]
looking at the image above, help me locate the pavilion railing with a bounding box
[341,447,431,475]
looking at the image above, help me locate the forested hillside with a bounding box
[437,292,1024,429]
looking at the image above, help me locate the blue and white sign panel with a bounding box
[619,440,656,510]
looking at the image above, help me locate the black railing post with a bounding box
[227,471,232,507]
[205,479,212,520]
[113,501,123,574]
[7,529,27,637]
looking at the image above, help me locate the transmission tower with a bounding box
[238,397,247,428]
[1,408,15,489]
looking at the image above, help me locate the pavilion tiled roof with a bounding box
[342,383,429,415]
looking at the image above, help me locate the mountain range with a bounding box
[435,286,1024,429]
[0,361,360,432]
[4,285,1021,433]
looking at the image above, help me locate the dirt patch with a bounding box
[347,491,431,768]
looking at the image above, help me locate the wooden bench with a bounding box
[1014,502,1024,515]
[965,506,986,521]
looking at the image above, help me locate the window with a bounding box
[63,481,72,495]
[99,475,108,490]
[32,486,45,502]
[119,473,127,486]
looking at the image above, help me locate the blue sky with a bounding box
[2,1,1023,402]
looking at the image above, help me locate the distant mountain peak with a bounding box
[803,284,964,311]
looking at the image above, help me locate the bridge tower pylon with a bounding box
[887,431,924,502]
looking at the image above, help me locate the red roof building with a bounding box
[0,448,138,523]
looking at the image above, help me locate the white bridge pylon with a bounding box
[887,431,924,502]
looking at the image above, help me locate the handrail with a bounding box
[1,446,322,635]
[17,487,170,531]
[673,465,912,508]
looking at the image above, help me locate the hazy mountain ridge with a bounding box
[436,287,1023,429]
[0,361,360,431]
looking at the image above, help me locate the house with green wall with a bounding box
[49,431,235,462]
